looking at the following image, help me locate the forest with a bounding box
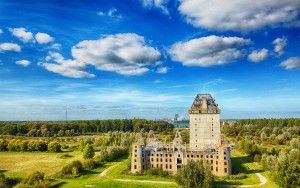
[222,118,300,188]
[0,119,173,136]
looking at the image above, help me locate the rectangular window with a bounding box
[160,158,162,162]
[170,165,172,169]
[216,167,218,172]
[166,159,168,162]
[224,168,227,173]
[134,159,136,162]
[224,162,227,165]
[134,165,136,169]
[169,159,172,162]
[166,164,168,169]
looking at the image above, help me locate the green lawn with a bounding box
[0,151,82,178]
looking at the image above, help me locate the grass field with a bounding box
[0,151,82,178]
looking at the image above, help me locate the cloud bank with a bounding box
[42,33,162,78]
[169,35,251,67]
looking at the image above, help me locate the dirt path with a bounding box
[99,164,118,177]
[239,173,267,187]
[114,179,176,184]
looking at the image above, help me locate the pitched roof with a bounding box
[188,94,220,114]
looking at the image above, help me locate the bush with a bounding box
[82,159,96,170]
[146,168,168,177]
[176,160,214,188]
[61,160,83,177]
[253,154,261,162]
[83,144,95,159]
[47,141,61,152]
[23,171,44,185]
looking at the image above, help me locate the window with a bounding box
[178,154,180,157]
[224,168,227,173]
[211,166,213,170]
[135,149,137,152]
[151,164,153,168]
[166,164,168,169]
[169,159,172,162]
[224,157,226,160]
[160,154,163,157]
[142,165,144,169]
[135,146,137,148]
[134,165,136,169]
[165,154,168,157]
[156,158,158,162]
[197,155,199,158]
[210,155,213,158]
[169,165,172,169]
[151,154,154,156]
[134,154,137,157]
[191,155,194,158]
[169,154,172,157]
[160,158,162,162]
[211,160,213,164]
[216,167,218,172]
[151,158,153,162]
[134,159,136,162]
[224,162,227,165]
[156,164,158,168]
[166,159,168,162]
[187,155,189,158]
[216,161,218,165]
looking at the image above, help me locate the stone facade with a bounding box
[131,94,231,176]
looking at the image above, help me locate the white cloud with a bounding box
[42,52,95,78]
[169,35,251,67]
[9,27,34,43]
[42,33,162,78]
[0,29,3,34]
[50,43,61,50]
[248,48,269,63]
[280,57,300,70]
[97,7,122,18]
[272,37,287,56]
[0,43,21,52]
[16,60,31,67]
[156,66,169,74]
[35,32,54,44]
[178,0,300,32]
[141,0,170,15]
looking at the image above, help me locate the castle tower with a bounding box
[188,94,221,150]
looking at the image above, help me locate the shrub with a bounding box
[176,160,214,188]
[61,160,83,177]
[146,168,168,177]
[83,144,95,159]
[82,159,96,170]
[47,141,61,152]
[253,154,261,162]
[23,171,44,185]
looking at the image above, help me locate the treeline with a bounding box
[0,119,173,136]
[0,139,61,152]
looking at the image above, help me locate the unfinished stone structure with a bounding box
[131,94,231,176]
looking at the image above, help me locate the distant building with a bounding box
[131,94,231,176]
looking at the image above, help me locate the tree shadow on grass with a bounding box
[231,155,263,174]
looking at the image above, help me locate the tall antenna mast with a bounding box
[65,107,68,122]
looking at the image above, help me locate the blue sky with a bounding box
[0,0,300,120]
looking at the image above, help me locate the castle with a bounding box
[131,94,231,176]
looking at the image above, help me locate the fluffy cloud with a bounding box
[0,29,3,34]
[273,37,287,56]
[280,57,300,70]
[248,49,269,63]
[97,7,122,18]
[9,27,34,43]
[156,66,169,74]
[0,43,21,52]
[178,0,300,32]
[42,52,95,78]
[140,0,169,15]
[169,35,251,67]
[42,33,162,78]
[16,60,31,67]
[35,32,54,44]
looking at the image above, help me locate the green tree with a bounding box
[83,144,95,159]
[176,160,214,188]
